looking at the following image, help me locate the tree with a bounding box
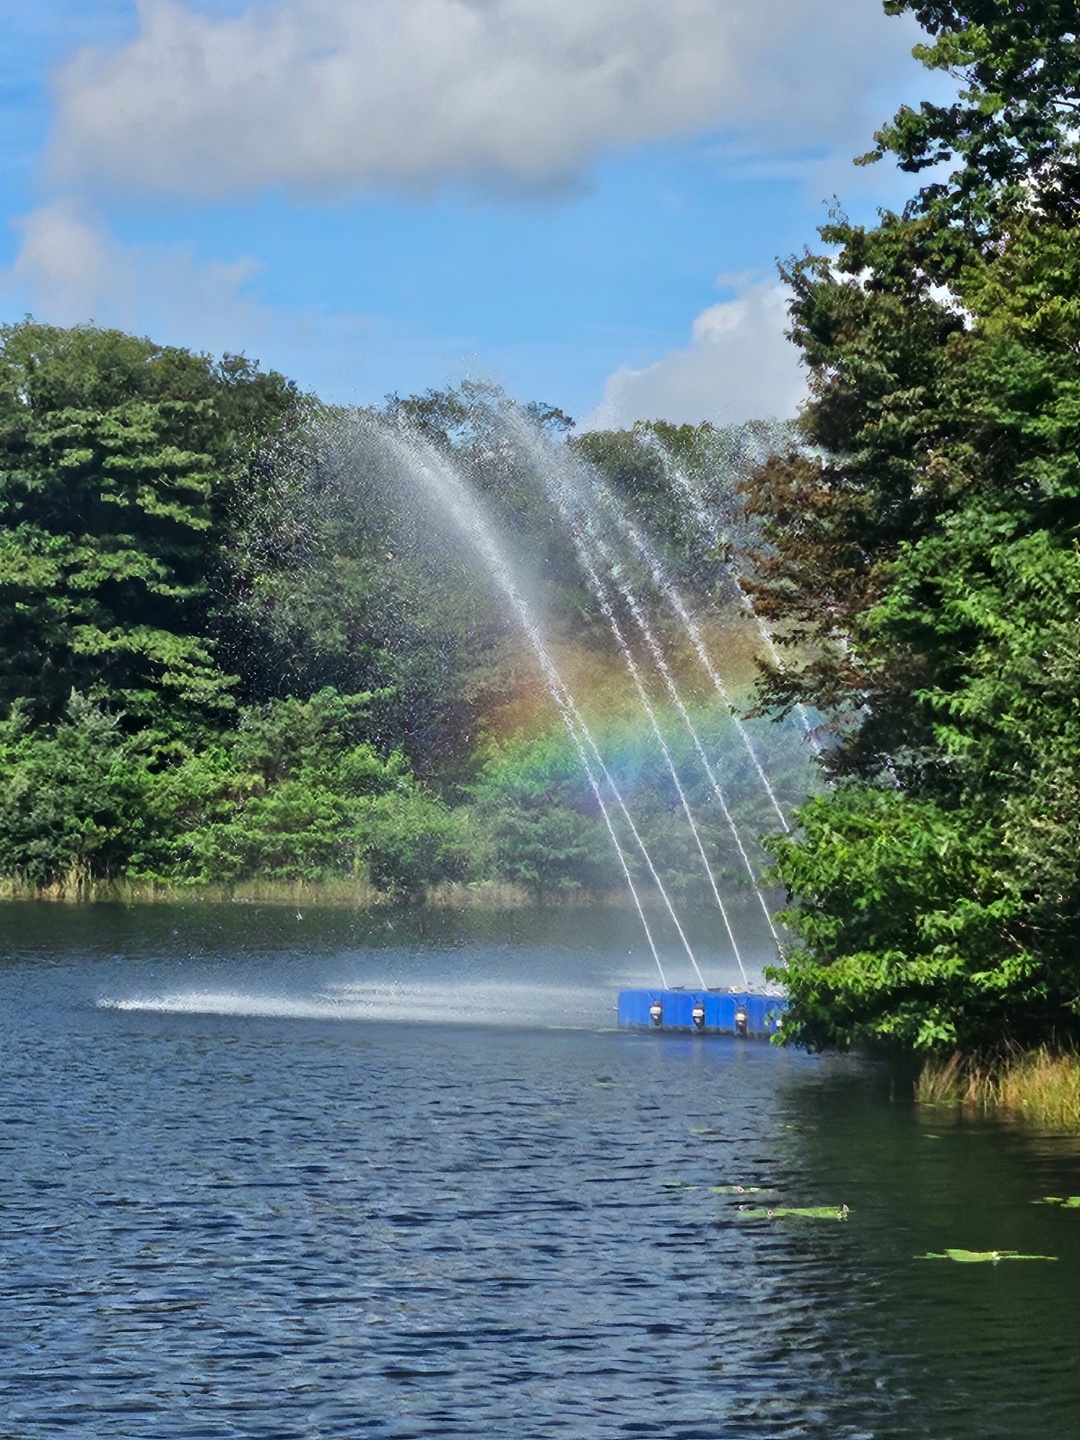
[0,321,299,724]
[0,694,148,891]
[573,419,789,572]
[743,1,1080,1054]
[162,689,467,896]
[863,1,1080,237]
[471,730,618,898]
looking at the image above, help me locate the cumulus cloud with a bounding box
[0,201,379,396]
[2,202,119,325]
[1,200,265,340]
[48,0,921,199]
[585,278,805,428]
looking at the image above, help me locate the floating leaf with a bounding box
[659,1180,699,1190]
[917,1248,1058,1263]
[1034,1195,1080,1208]
[710,1184,771,1194]
[688,1126,717,1135]
[737,1204,850,1221]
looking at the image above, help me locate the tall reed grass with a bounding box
[0,874,382,906]
[0,874,642,908]
[916,1047,1080,1131]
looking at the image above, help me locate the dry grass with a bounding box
[0,869,95,901]
[422,880,531,908]
[0,872,646,909]
[916,1048,1080,1131]
[0,874,570,910]
[995,1050,1080,1130]
[0,874,384,906]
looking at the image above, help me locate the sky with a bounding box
[0,0,950,429]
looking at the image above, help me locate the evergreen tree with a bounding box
[0,321,298,723]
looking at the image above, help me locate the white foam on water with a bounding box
[98,990,349,1020]
[97,978,613,1028]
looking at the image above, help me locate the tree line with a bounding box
[0,326,785,902]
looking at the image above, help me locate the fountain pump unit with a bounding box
[618,989,784,1037]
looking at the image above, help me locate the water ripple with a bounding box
[2,915,1078,1439]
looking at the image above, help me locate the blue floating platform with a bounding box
[618,988,785,1037]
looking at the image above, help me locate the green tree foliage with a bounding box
[0,688,464,898]
[0,694,146,890]
[472,713,813,903]
[573,418,791,579]
[862,0,1080,236]
[0,321,299,723]
[162,689,467,896]
[382,381,588,613]
[226,382,793,789]
[471,730,618,897]
[0,330,805,906]
[223,386,553,780]
[745,1,1080,1053]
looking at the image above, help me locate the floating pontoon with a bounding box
[618,988,785,1036]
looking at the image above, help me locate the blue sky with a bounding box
[1,0,948,427]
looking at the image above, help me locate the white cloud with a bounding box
[3,201,118,325]
[0,201,378,396]
[2,199,264,340]
[585,278,805,428]
[48,0,923,199]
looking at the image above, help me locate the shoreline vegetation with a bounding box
[916,1049,1080,1136]
[0,875,597,909]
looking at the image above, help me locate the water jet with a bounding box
[291,398,812,1026]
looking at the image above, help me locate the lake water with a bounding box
[1,902,1077,1439]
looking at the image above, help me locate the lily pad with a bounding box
[1034,1195,1080,1208]
[737,1204,850,1221]
[917,1248,1058,1263]
[659,1179,699,1190]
